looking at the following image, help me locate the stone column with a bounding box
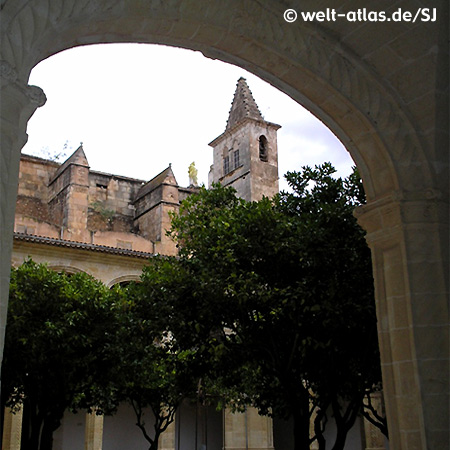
[356,192,449,450]
[159,418,176,450]
[223,407,274,450]
[0,61,46,367]
[1,406,23,450]
[85,412,104,450]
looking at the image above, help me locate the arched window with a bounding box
[259,135,268,162]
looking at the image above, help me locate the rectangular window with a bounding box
[233,150,240,169]
[223,155,230,175]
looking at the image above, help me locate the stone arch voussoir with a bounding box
[107,274,141,289]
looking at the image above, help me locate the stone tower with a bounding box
[48,144,90,241]
[208,77,281,201]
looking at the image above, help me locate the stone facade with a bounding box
[0,1,448,448]
[14,149,191,259]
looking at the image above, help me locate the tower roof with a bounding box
[226,77,263,130]
[50,144,89,183]
[134,165,177,201]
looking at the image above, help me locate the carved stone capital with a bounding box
[355,189,448,248]
[1,61,46,107]
[25,85,47,107]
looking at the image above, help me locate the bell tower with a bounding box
[209,78,281,201]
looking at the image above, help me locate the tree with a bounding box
[165,165,385,450]
[277,164,384,449]
[2,259,117,450]
[109,277,201,450]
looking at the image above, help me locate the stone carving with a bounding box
[0,60,17,83]
[25,85,46,106]
[0,60,46,108]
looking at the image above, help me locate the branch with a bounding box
[362,394,389,438]
[363,393,385,425]
[130,398,154,446]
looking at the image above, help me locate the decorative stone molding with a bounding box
[25,85,46,107]
[0,60,17,83]
[0,61,46,109]
[354,188,449,247]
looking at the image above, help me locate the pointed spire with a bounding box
[135,165,178,201]
[50,144,89,183]
[226,77,263,130]
[64,143,89,167]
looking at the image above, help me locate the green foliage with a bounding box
[3,259,202,450]
[164,165,383,450]
[2,259,117,450]
[108,276,201,450]
[90,200,115,222]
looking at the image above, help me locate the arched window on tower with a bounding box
[259,135,268,162]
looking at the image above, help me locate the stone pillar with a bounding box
[309,406,319,450]
[1,407,23,450]
[159,418,176,450]
[356,192,449,450]
[0,61,46,368]
[224,407,274,450]
[85,412,104,450]
[362,392,387,450]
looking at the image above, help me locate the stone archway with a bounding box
[1,1,448,449]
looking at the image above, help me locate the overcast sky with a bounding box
[23,43,354,191]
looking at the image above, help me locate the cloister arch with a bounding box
[47,264,87,276]
[107,274,141,289]
[1,1,448,450]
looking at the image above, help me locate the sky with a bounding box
[23,43,354,191]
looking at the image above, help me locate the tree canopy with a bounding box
[2,260,117,450]
[160,163,384,450]
[2,260,201,450]
[108,280,201,450]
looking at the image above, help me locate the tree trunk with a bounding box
[19,398,64,450]
[39,413,61,450]
[330,397,359,450]
[291,391,311,450]
[21,401,43,450]
[331,427,350,450]
[148,431,160,450]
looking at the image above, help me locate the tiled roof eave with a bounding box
[13,232,155,259]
